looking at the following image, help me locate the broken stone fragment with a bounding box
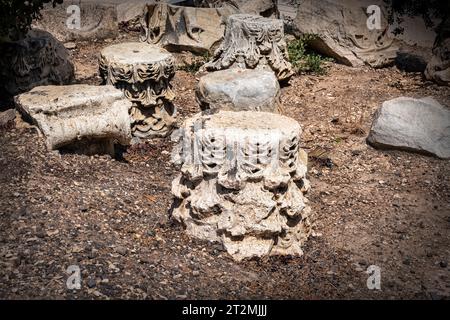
[14,85,132,155]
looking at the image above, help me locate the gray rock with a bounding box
[196,69,280,113]
[367,97,450,159]
[15,85,132,155]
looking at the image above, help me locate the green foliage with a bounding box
[287,34,331,75]
[0,0,63,42]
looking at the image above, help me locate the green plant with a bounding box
[0,0,63,42]
[287,34,332,75]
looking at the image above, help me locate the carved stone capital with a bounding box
[99,42,177,138]
[170,111,312,261]
[203,14,294,81]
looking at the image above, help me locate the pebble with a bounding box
[87,278,96,288]
[64,42,77,50]
[115,246,128,256]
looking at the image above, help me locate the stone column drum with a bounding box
[203,14,294,81]
[99,42,176,139]
[170,111,312,261]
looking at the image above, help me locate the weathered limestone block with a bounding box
[293,0,398,68]
[0,29,74,101]
[196,69,281,113]
[99,42,176,139]
[367,97,450,159]
[140,3,229,54]
[14,85,132,155]
[170,111,312,261]
[32,1,119,42]
[203,14,293,81]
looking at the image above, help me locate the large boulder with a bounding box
[293,0,398,68]
[196,69,281,113]
[367,97,450,159]
[0,29,74,102]
[32,1,119,42]
[15,85,132,155]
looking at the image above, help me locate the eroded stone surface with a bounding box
[99,42,176,138]
[425,20,450,86]
[293,0,398,68]
[14,85,132,155]
[367,97,450,159]
[33,2,119,42]
[196,69,280,113]
[203,14,293,81]
[0,29,74,100]
[140,3,229,54]
[170,111,312,261]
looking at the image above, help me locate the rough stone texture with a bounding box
[170,111,312,261]
[193,0,279,18]
[0,109,16,129]
[99,42,176,139]
[293,0,398,68]
[367,97,450,159]
[425,20,450,86]
[140,3,229,54]
[0,29,74,100]
[14,85,132,155]
[32,1,119,42]
[196,69,281,113]
[203,14,293,81]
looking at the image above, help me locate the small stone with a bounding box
[115,246,128,256]
[64,42,77,50]
[192,270,200,276]
[87,278,96,288]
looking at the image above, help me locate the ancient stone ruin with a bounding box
[170,111,312,261]
[14,85,132,155]
[0,29,74,101]
[203,14,294,81]
[99,42,177,139]
[140,3,228,54]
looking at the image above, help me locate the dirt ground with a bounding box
[0,32,449,300]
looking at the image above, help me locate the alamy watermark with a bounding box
[66,5,81,30]
[366,265,381,290]
[66,265,81,290]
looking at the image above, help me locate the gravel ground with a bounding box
[0,34,449,300]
